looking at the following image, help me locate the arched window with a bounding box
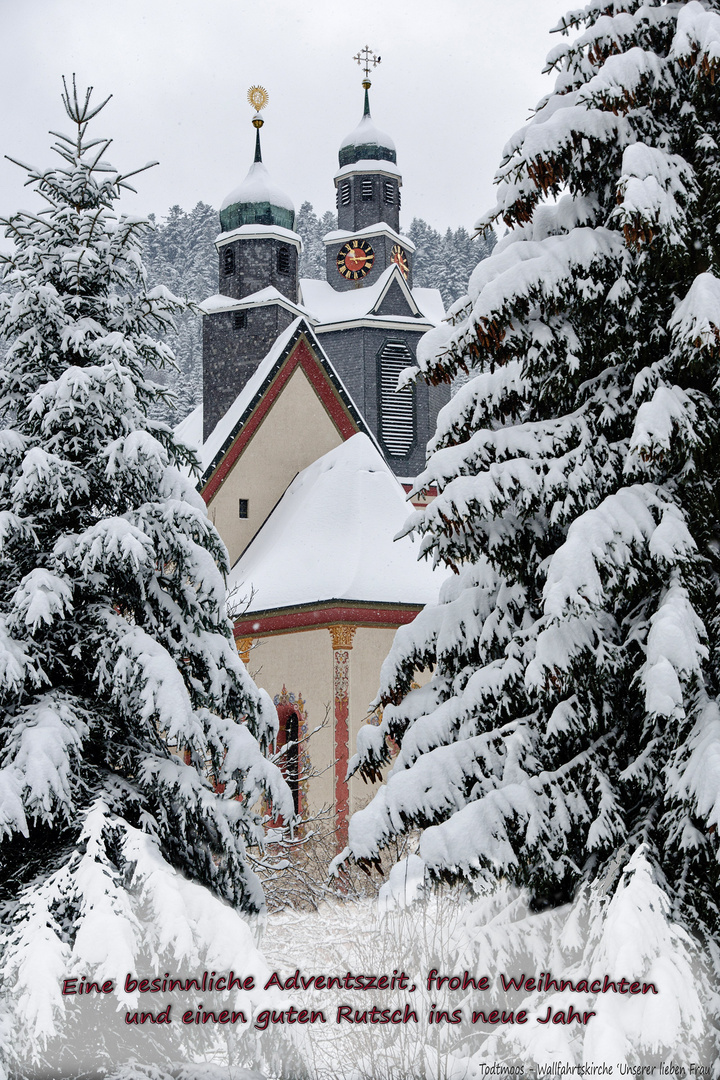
[284,711,300,815]
[223,246,235,275]
[277,246,291,275]
[275,702,301,816]
[378,340,415,457]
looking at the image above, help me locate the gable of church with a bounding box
[371,276,420,319]
[201,322,373,566]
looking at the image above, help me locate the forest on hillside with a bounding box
[141,201,496,425]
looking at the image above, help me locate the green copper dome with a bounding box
[338,88,396,168]
[219,125,295,233]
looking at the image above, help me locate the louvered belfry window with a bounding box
[378,341,415,456]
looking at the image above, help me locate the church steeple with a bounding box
[324,50,410,292]
[202,87,302,441]
[335,50,401,234]
[219,87,296,234]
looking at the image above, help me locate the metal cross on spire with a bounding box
[354,46,381,80]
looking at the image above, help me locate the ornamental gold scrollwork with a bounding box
[328,624,357,650]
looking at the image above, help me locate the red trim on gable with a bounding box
[401,481,438,508]
[202,335,360,504]
[234,602,422,638]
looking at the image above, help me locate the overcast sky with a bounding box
[0,0,563,234]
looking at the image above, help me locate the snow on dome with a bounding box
[219,160,295,233]
[338,113,397,167]
[220,161,295,214]
[227,433,443,610]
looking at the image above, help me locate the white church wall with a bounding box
[208,365,345,566]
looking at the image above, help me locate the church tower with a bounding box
[323,52,413,293]
[202,88,304,440]
[200,65,449,478]
[336,86,400,236]
[303,49,449,478]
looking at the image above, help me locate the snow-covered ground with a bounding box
[259,856,715,1079]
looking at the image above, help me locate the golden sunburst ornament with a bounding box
[247,86,269,111]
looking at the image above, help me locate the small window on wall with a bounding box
[233,310,246,329]
[277,246,291,274]
[383,181,394,205]
[238,499,249,519]
[223,247,235,275]
[340,182,351,207]
[362,178,374,201]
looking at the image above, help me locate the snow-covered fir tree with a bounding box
[0,80,293,1077]
[344,0,720,1054]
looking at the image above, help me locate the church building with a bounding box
[179,62,448,848]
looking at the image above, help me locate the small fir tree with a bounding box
[346,0,720,1021]
[0,80,292,1076]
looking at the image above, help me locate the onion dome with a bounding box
[220,108,295,233]
[338,85,396,167]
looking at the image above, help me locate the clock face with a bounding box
[391,243,409,279]
[337,239,375,280]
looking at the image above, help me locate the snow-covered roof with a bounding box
[227,433,443,610]
[194,318,304,473]
[299,265,444,327]
[179,318,374,482]
[322,223,415,251]
[215,223,302,249]
[200,287,311,319]
[340,114,396,155]
[219,161,295,233]
[334,159,402,182]
[408,288,446,325]
[221,161,295,214]
[174,403,203,461]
